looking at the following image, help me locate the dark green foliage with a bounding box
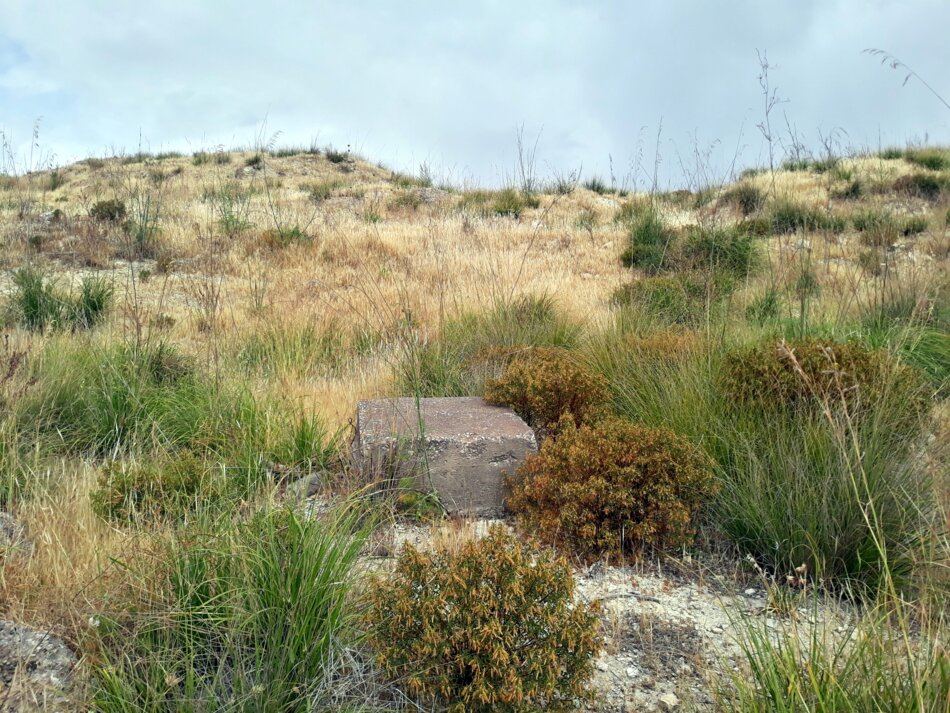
[720,183,765,215]
[491,188,539,218]
[769,200,846,234]
[7,267,112,331]
[900,215,928,236]
[508,418,716,559]
[583,176,609,194]
[612,273,734,326]
[324,147,349,164]
[893,172,945,201]
[245,154,264,169]
[402,295,581,398]
[878,147,904,160]
[94,507,369,713]
[746,289,782,324]
[903,148,949,171]
[366,527,601,713]
[830,179,863,200]
[681,224,758,277]
[92,452,213,522]
[90,199,127,222]
[620,210,677,273]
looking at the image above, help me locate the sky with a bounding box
[1,0,949,188]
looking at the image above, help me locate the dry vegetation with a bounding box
[0,139,948,711]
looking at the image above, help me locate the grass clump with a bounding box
[303,179,343,202]
[620,210,677,273]
[403,295,581,398]
[612,273,733,326]
[681,224,758,278]
[769,199,846,234]
[720,183,765,215]
[893,172,945,201]
[508,417,716,560]
[365,526,601,713]
[91,451,215,522]
[484,346,609,438]
[491,188,539,218]
[95,506,369,713]
[89,199,127,222]
[7,266,112,331]
[903,148,949,171]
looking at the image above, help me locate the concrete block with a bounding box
[354,397,537,515]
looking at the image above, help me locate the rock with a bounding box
[0,512,32,558]
[658,692,680,710]
[0,621,76,707]
[354,397,537,516]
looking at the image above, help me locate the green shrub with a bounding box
[681,224,758,277]
[721,183,764,215]
[245,153,264,168]
[620,210,677,273]
[746,289,782,324]
[583,176,609,194]
[878,147,904,160]
[893,172,945,201]
[95,506,369,713]
[7,267,112,331]
[90,199,127,222]
[612,272,733,326]
[770,200,845,234]
[508,418,716,559]
[365,527,601,713]
[903,148,949,171]
[900,215,928,236]
[853,208,900,247]
[324,146,349,163]
[91,452,213,522]
[720,338,925,418]
[830,178,863,200]
[402,295,581,397]
[484,347,609,437]
[491,188,538,218]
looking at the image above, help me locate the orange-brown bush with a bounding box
[365,526,601,713]
[484,347,609,437]
[719,338,926,419]
[507,418,716,560]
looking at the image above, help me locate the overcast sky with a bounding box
[2,1,949,187]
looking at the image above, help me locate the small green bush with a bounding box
[366,527,601,713]
[720,338,925,420]
[769,200,845,234]
[508,418,716,559]
[95,506,369,712]
[484,347,608,437]
[612,273,733,326]
[620,210,677,273]
[324,147,349,163]
[830,179,863,200]
[92,452,213,522]
[90,199,127,222]
[7,267,112,331]
[903,148,949,171]
[893,172,945,201]
[491,188,538,218]
[681,224,758,277]
[900,215,928,236]
[583,176,609,194]
[721,183,764,215]
[403,295,581,398]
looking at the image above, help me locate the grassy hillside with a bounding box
[0,143,947,711]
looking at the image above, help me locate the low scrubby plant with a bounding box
[612,272,734,326]
[769,199,846,234]
[7,266,112,331]
[507,417,716,559]
[491,188,539,218]
[719,338,925,421]
[681,224,758,277]
[365,527,601,713]
[91,451,214,522]
[484,346,609,437]
[893,172,945,201]
[402,295,581,398]
[903,148,949,171]
[90,198,127,222]
[721,183,764,215]
[620,209,677,273]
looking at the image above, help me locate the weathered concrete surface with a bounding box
[354,397,537,515]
